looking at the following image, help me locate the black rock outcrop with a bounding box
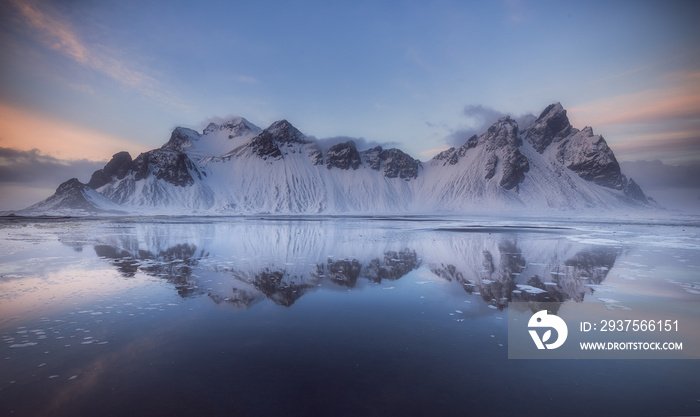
[87,151,133,189]
[326,141,362,170]
[361,146,421,180]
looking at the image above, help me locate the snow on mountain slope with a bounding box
[162,117,262,162]
[16,104,657,215]
[95,149,216,212]
[202,120,418,213]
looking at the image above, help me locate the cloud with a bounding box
[0,146,105,211]
[0,147,104,185]
[0,101,150,161]
[7,0,185,109]
[8,0,89,64]
[568,71,700,133]
[610,130,700,163]
[313,136,401,152]
[237,75,258,84]
[443,105,536,147]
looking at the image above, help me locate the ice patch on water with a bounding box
[597,298,632,310]
[9,342,37,348]
[584,284,616,293]
[664,279,700,295]
[617,274,638,280]
[516,284,546,294]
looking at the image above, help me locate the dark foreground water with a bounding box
[1,215,699,417]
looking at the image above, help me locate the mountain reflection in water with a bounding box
[82,219,620,310]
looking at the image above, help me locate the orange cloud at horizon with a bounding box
[568,72,700,129]
[0,102,151,161]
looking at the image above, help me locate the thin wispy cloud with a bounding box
[569,71,700,163]
[7,0,185,110]
[611,133,700,164]
[237,75,258,84]
[10,0,89,64]
[569,72,700,126]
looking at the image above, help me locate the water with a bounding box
[1,215,699,416]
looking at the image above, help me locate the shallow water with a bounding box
[1,216,699,416]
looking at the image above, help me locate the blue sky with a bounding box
[0,0,699,210]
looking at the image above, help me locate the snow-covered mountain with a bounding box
[22,178,128,215]
[15,103,656,215]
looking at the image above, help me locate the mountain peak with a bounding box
[161,127,201,153]
[203,117,261,136]
[482,115,520,150]
[87,151,133,189]
[244,120,312,160]
[22,178,126,215]
[264,120,310,144]
[56,178,85,194]
[525,102,575,153]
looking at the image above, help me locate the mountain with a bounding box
[21,178,127,216]
[15,103,656,215]
[421,103,652,210]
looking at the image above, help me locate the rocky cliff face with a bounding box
[87,151,133,189]
[361,147,421,180]
[523,102,643,200]
[326,141,362,170]
[525,103,576,153]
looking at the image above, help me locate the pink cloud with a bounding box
[568,72,700,127]
[0,101,150,161]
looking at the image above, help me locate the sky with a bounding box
[0,0,699,211]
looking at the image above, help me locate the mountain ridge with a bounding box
[11,103,657,216]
